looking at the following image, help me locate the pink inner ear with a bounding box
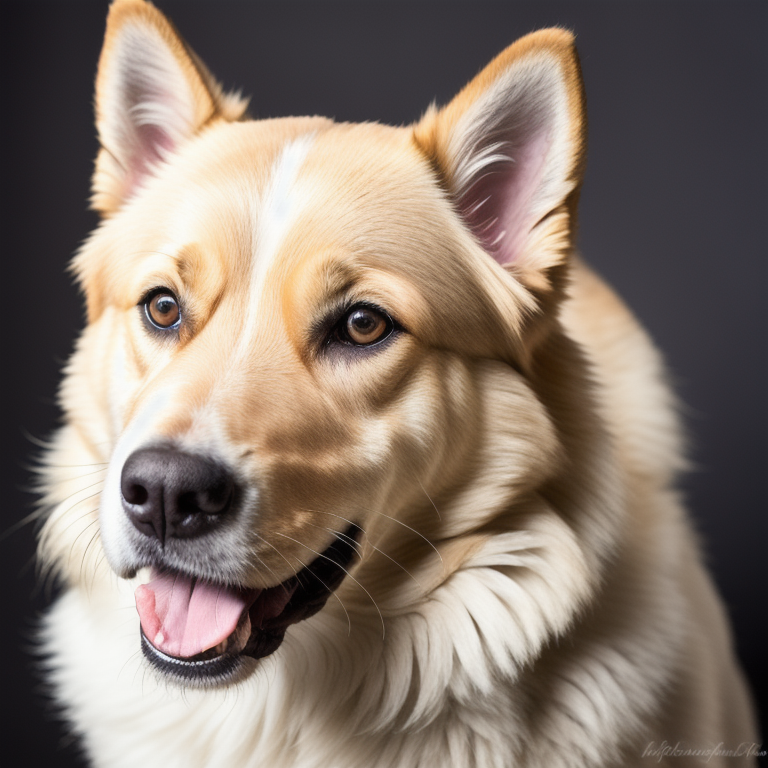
[125,122,176,198]
[107,27,196,202]
[459,130,552,267]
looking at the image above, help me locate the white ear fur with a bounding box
[415,29,585,295]
[92,0,247,214]
[448,58,573,268]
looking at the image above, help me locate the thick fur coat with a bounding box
[37,2,757,766]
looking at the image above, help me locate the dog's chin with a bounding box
[139,525,361,687]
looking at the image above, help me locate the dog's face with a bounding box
[41,0,586,685]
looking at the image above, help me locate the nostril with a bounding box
[192,483,233,516]
[178,491,228,517]
[124,483,149,506]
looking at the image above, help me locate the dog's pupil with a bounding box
[351,311,374,332]
[347,309,383,343]
[151,294,179,326]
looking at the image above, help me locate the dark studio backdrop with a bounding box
[1,1,765,766]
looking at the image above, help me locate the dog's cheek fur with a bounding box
[209,346,476,580]
[38,309,143,587]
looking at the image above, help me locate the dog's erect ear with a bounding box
[414,29,586,298]
[92,0,248,215]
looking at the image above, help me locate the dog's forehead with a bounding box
[108,117,458,289]
[188,117,450,265]
[98,117,452,281]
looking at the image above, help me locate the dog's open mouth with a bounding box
[135,526,360,683]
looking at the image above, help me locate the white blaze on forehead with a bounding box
[239,133,316,342]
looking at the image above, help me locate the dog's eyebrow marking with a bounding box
[239,133,316,344]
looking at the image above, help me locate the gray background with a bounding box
[1,1,765,765]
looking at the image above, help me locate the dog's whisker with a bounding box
[95,549,109,576]
[305,520,425,592]
[302,520,364,556]
[80,526,103,591]
[269,531,385,640]
[118,648,143,684]
[35,465,109,482]
[297,505,443,572]
[417,480,441,521]
[359,507,445,572]
[140,666,149,698]
[0,509,48,543]
[295,509,368,538]
[253,536,302,593]
[91,543,111,595]
[277,548,353,638]
[33,461,109,470]
[20,428,58,451]
[341,530,424,591]
[33,493,102,547]
[132,655,145,689]
[252,550,289,595]
[27,456,109,471]
[255,533,354,635]
[44,482,105,522]
[55,504,101,542]
[67,517,100,572]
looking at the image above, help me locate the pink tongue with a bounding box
[135,571,258,658]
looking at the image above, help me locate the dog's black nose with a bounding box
[120,448,236,544]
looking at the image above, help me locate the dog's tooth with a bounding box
[154,632,165,647]
[230,613,252,654]
[215,639,228,655]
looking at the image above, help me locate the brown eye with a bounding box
[343,306,390,345]
[145,290,181,329]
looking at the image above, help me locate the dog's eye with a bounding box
[144,289,181,330]
[337,305,393,346]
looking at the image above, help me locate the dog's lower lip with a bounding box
[140,525,361,681]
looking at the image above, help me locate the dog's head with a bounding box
[41,0,589,686]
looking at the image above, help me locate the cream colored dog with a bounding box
[38,1,757,766]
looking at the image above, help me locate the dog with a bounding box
[36,1,758,766]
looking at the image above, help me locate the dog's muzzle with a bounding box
[120,446,361,684]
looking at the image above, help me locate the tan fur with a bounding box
[38,2,757,767]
